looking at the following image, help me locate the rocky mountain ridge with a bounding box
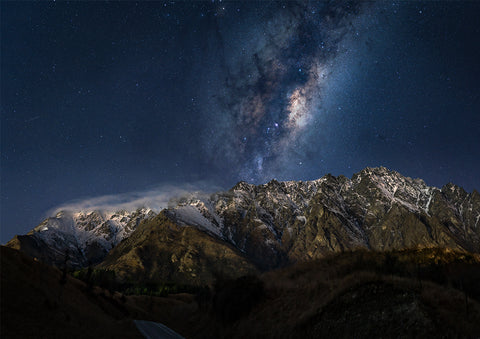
[162,166,480,270]
[7,167,480,283]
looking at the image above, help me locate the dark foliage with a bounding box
[212,275,265,322]
[72,268,207,297]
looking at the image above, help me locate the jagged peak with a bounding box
[442,182,463,192]
[356,166,399,178]
[321,173,337,180]
[441,183,468,200]
[231,181,255,192]
[54,210,75,218]
[267,178,280,185]
[318,173,343,185]
[354,167,433,190]
[135,206,152,213]
[263,178,283,189]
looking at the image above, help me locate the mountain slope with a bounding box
[99,212,258,285]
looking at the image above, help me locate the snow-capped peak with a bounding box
[30,207,156,267]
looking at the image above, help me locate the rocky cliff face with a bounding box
[7,167,480,284]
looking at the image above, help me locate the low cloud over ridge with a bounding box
[47,182,220,217]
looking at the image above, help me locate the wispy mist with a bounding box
[47,182,222,217]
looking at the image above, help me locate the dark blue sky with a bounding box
[2,1,479,243]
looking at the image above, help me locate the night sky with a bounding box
[2,1,480,243]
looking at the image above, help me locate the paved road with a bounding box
[134,320,185,339]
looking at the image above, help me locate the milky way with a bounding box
[198,2,374,182]
[2,1,480,243]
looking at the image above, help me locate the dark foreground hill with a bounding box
[3,246,480,338]
[139,248,480,338]
[0,246,143,338]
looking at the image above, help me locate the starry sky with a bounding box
[2,1,480,243]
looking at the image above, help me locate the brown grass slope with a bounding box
[0,246,142,339]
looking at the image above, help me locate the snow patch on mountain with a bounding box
[169,205,223,237]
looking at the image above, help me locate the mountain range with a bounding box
[7,166,480,285]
